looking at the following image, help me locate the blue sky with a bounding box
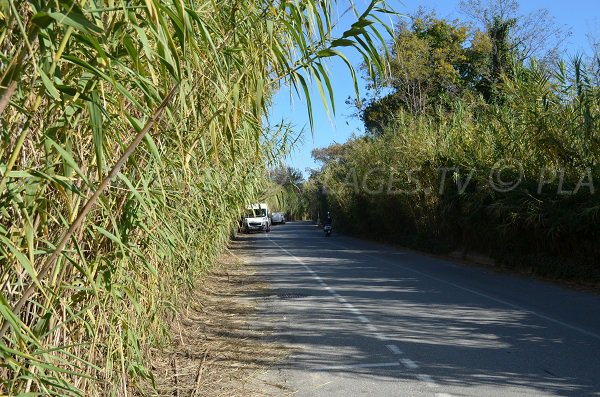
[268,0,600,177]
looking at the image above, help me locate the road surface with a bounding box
[238,221,600,397]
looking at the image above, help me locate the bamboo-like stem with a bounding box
[0,84,179,339]
[0,2,86,194]
[0,2,394,393]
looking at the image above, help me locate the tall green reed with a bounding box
[0,1,392,395]
[312,57,600,276]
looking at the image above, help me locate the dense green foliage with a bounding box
[0,0,391,395]
[267,165,307,220]
[308,8,600,282]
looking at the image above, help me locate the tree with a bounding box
[480,15,517,101]
[459,0,571,102]
[361,12,475,133]
[270,165,303,187]
[460,0,570,65]
[311,142,351,164]
[387,12,470,114]
[268,166,306,219]
[361,1,572,135]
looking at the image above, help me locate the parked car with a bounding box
[271,212,286,225]
[243,203,271,233]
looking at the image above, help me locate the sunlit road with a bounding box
[237,221,600,397]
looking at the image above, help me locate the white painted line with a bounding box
[385,344,403,355]
[417,374,437,388]
[268,235,452,396]
[402,265,600,342]
[346,305,362,315]
[268,237,405,366]
[311,362,401,371]
[327,240,600,342]
[400,358,419,370]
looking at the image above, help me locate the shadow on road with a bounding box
[232,221,600,397]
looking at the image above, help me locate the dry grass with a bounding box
[140,251,289,397]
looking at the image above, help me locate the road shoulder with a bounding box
[139,249,288,397]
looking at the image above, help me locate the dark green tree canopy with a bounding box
[361,2,570,135]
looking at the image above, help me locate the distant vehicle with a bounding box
[243,203,271,233]
[323,212,332,236]
[271,212,286,225]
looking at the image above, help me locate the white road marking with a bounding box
[268,235,446,393]
[385,344,403,355]
[404,260,600,341]
[324,241,600,342]
[311,362,401,371]
[400,358,419,370]
[313,235,600,394]
[346,305,362,315]
[417,374,437,388]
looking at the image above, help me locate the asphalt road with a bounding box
[239,221,600,397]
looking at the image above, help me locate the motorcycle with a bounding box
[323,224,332,237]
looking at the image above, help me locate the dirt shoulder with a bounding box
[142,247,288,397]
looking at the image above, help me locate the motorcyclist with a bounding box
[324,212,332,226]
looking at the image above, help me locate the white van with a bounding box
[243,203,271,233]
